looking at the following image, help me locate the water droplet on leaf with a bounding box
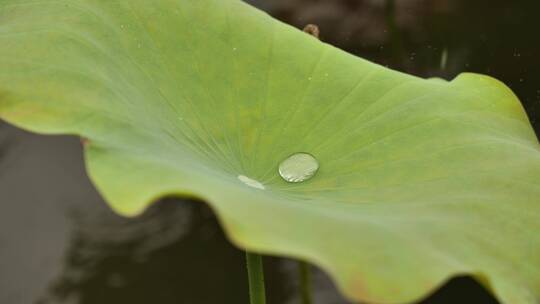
[278,153,319,183]
[238,175,265,190]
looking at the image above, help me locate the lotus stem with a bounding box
[299,261,313,304]
[385,0,403,65]
[246,252,267,304]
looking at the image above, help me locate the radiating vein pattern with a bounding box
[1,0,540,304]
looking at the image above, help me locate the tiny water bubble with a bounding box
[238,175,265,190]
[278,152,319,183]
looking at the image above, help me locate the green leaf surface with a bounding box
[1,0,539,303]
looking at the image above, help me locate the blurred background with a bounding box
[1,0,539,303]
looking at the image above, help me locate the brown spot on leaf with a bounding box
[349,275,371,301]
[80,137,90,146]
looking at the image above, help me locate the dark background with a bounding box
[1,0,538,303]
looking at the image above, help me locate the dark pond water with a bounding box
[1,0,538,303]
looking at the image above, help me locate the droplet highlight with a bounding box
[238,175,265,190]
[278,153,319,183]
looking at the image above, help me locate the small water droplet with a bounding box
[238,175,265,190]
[278,153,319,183]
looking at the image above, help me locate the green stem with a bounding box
[299,261,313,304]
[246,252,266,304]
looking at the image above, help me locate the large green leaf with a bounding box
[1,0,539,303]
